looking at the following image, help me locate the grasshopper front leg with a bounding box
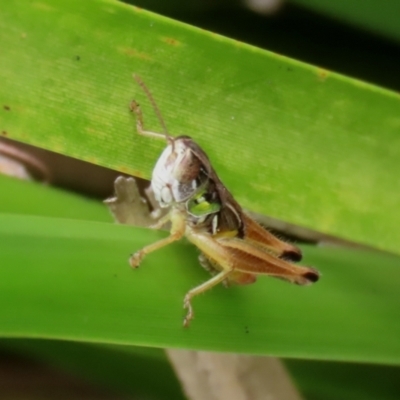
[129,210,186,268]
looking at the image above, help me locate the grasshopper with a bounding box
[129,76,320,327]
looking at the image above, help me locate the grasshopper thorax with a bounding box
[152,136,210,209]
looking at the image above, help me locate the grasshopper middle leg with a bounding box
[183,269,232,327]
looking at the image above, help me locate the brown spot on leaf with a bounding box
[1,131,7,136]
[317,68,329,81]
[161,37,181,46]
[85,157,100,166]
[3,105,10,111]
[118,46,152,60]
[117,166,146,178]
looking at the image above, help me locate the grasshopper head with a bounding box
[151,136,209,208]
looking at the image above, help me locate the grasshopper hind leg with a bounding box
[198,253,256,287]
[184,228,319,326]
[198,253,230,288]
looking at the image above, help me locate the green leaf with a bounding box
[286,358,400,400]
[290,0,400,42]
[1,0,400,256]
[0,174,111,221]
[1,339,185,400]
[1,212,399,365]
[3,337,400,400]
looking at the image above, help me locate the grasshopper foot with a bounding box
[129,251,143,269]
[183,295,194,328]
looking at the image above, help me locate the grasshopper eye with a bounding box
[187,190,221,217]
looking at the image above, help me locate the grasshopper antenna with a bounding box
[132,74,173,145]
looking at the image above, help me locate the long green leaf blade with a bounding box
[286,358,400,400]
[0,339,185,400]
[1,0,399,255]
[0,175,111,221]
[291,0,400,42]
[1,214,399,365]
